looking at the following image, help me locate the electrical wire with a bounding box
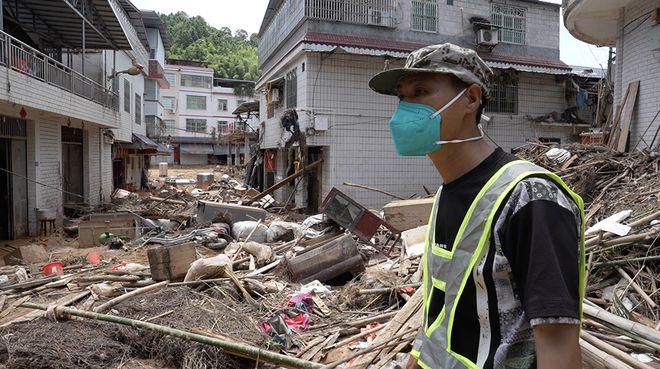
[0,166,88,201]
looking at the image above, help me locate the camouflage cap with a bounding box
[369,43,494,100]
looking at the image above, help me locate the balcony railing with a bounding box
[305,0,396,27]
[0,31,118,110]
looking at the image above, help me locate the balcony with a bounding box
[0,31,118,110]
[563,0,635,46]
[305,0,396,27]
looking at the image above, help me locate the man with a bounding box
[369,44,585,369]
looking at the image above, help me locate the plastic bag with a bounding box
[184,254,231,282]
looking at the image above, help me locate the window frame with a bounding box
[492,3,526,45]
[164,73,176,87]
[485,82,519,115]
[185,118,207,133]
[180,74,212,88]
[186,95,207,110]
[162,96,176,110]
[163,119,176,135]
[411,0,438,33]
[285,69,297,109]
[218,99,228,111]
[123,79,131,113]
[135,93,142,125]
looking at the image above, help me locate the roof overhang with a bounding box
[4,0,132,49]
[233,101,260,115]
[563,0,635,46]
[180,143,215,155]
[141,10,169,50]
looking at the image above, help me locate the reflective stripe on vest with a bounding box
[414,160,586,369]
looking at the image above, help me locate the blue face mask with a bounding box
[389,88,483,156]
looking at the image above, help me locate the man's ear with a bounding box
[464,84,482,115]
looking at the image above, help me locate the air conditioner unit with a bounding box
[477,29,499,46]
[368,9,384,26]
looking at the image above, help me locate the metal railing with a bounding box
[0,31,119,110]
[305,0,397,27]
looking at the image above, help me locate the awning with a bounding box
[233,101,259,115]
[486,61,571,75]
[120,133,158,150]
[156,143,172,155]
[303,43,410,58]
[180,143,214,155]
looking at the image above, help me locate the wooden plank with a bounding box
[560,154,579,171]
[148,243,197,282]
[383,197,435,231]
[616,80,640,152]
[249,159,323,203]
[607,87,631,148]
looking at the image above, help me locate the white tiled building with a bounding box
[159,63,258,165]
[0,0,166,240]
[257,0,590,210]
[564,0,660,151]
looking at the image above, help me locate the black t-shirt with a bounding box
[430,148,580,367]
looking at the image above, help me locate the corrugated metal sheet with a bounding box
[486,61,570,75]
[303,43,409,58]
[180,144,214,155]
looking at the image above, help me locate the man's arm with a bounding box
[533,323,581,369]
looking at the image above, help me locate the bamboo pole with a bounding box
[326,324,384,350]
[19,303,322,369]
[583,303,660,351]
[94,281,169,313]
[357,283,422,295]
[616,267,657,308]
[580,339,635,369]
[342,182,405,200]
[581,332,655,369]
[594,255,660,269]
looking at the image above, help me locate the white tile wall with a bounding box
[614,1,660,150]
[35,120,63,218]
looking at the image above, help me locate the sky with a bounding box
[131,0,610,69]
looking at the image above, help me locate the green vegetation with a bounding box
[160,12,260,81]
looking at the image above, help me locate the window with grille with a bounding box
[180,74,212,88]
[286,69,297,109]
[165,73,176,87]
[492,4,526,44]
[186,118,207,133]
[135,94,142,125]
[411,0,437,32]
[123,79,131,113]
[218,99,228,111]
[486,83,518,114]
[186,95,207,110]
[164,119,176,135]
[144,79,159,100]
[162,96,176,110]
[218,120,228,133]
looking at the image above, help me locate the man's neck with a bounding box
[428,139,495,184]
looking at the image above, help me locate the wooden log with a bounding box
[383,197,435,232]
[286,234,360,282]
[147,243,197,282]
[299,255,364,284]
[616,80,640,152]
[94,281,169,313]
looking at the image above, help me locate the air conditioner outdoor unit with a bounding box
[477,29,499,46]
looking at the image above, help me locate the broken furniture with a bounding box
[36,208,57,237]
[382,197,435,232]
[286,234,364,283]
[321,188,401,254]
[78,213,139,248]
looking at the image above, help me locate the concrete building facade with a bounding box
[159,63,258,165]
[257,0,588,210]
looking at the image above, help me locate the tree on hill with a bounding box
[160,12,260,81]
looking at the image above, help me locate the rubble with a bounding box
[0,152,657,369]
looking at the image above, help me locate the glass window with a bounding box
[162,96,176,110]
[164,73,176,87]
[180,74,212,88]
[286,69,297,109]
[486,83,518,114]
[135,94,142,125]
[492,4,526,44]
[123,79,131,113]
[218,99,228,111]
[163,119,176,135]
[411,0,438,32]
[218,120,228,133]
[186,95,207,110]
[144,79,159,100]
[186,118,207,133]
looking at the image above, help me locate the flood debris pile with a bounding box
[0,150,657,369]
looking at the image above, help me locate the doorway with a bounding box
[306,146,323,212]
[61,127,84,204]
[0,116,29,240]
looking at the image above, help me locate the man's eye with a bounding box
[414,89,425,96]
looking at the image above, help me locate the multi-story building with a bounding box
[0,0,168,240]
[159,62,258,165]
[256,0,592,210]
[564,0,660,151]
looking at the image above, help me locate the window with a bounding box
[162,96,176,110]
[164,73,176,87]
[135,94,142,125]
[411,0,438,32]
[486,83,518,114]
[237,99,247,106]
[218,120,228,133]
[447,0,453,4]
[144,79,159,100]
[163,119,176,135]
[186,118,207,133]
[123,79,131,113]
[180,74,212,88]
[218,99,228,111]
[285,69,297,109]
[186,95,207,110]
[492,4,526,44]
